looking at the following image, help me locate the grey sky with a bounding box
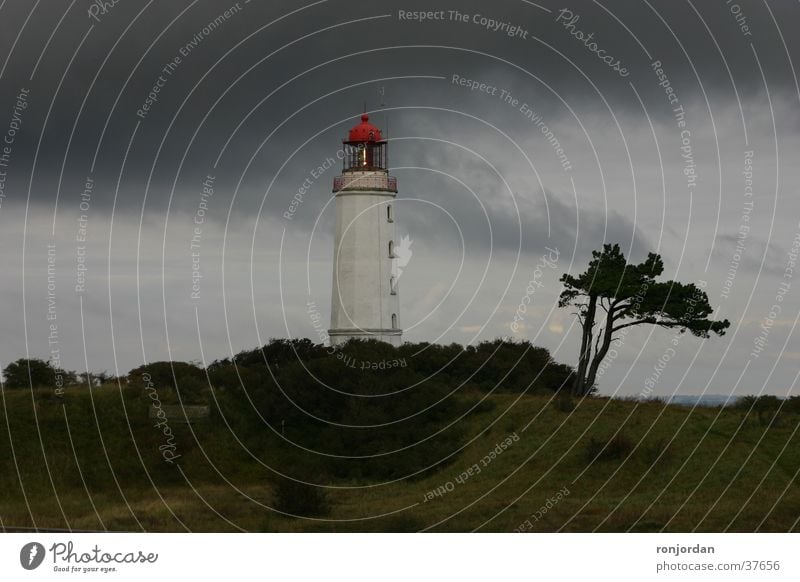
[0,0,799,397]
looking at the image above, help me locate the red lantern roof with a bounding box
[347,113,383,143]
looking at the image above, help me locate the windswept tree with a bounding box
[559,244,730,397]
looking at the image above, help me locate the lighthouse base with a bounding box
[328,328,403,347]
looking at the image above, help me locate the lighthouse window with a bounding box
[388,240,395,258]
[387,204,393,223]
[392,314,397,328]
[390,276,397,295]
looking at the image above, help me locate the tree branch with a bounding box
[611,300,631,314]
[611,296,630,308]
[612,318,655,332]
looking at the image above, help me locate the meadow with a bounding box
[1,366,797,532]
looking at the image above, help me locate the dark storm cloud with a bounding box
[0,0,796,218]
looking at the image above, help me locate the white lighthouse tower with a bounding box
[328,112,402,347]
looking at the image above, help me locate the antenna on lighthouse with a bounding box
[379,85,388,139]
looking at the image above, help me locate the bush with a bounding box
[3,358,76,389]
[585,432,634,463]
[784,396,800,414]
[271,478,330,517]
[142,337,576,482]
[737,395,784,426]
[128,361,207,404]
[736,394,782,412]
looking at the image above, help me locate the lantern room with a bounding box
[342,113,388,171]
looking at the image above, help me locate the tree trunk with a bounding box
[584,307,616,394]
[572,295,597,396]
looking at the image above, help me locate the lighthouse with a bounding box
[328,112,402,347]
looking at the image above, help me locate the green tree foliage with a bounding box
[206,338,572,481]
[559,244,730,397]
[736,394,790,426]
[2,358,76,389]
[127,361,207,404]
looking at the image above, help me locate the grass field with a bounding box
[1,385,798,532]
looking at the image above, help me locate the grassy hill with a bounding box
[1,384,798,532]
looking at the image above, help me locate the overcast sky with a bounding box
[1,0,799,397]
